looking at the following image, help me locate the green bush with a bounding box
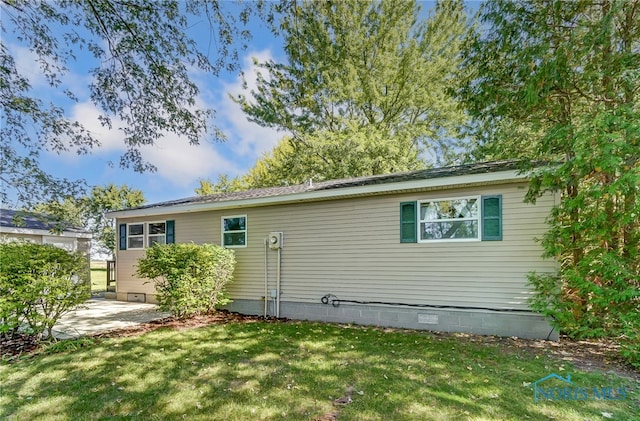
[0,242,90,338]
[136,243,236,317]
[618,310,640,369]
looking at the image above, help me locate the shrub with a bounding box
[136,243,235,317]
[618,310,640,369]
[0,242,90,339]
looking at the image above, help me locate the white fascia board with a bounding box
[108,169,526,219]
[0,226,92,239]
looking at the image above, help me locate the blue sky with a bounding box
[7,7,286,205]
[5,1,454,206]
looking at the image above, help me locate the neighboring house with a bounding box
[107,161,560,340]
[0,209,92,278]
[0,209,92,252]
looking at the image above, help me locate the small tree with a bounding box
[136,243,236,317]
[0,242,90,339]
[35,183,145,259]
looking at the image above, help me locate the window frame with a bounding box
[147,221,167,247]
[221,214,247,248]
[124,221,169,250]
[417,195,481,243]
[126,223,146,250]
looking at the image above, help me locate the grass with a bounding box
[90,261,107,292]
[1,321,638,420]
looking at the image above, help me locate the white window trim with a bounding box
[147,221,167,247]
[126,221,168,250]
[221,214,247,248]
[127,222,145,250]
[418,195,481,243]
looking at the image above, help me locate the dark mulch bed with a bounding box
[447,331,639,382]
[1,332,41,358]
[4,310,639,384]
[92,310,287,339]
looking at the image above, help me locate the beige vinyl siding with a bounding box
[115,181,556,310]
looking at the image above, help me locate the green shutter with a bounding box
[400,201,417,243]
[166,220,175,244]
[119,223,127,250]
[482,195,502,241]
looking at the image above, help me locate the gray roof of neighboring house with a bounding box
[0,209,90,234]
[124,160,528,213]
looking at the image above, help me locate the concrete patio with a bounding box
[52,298,171,339]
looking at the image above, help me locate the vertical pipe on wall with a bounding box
[264,238,268,317]
[276,247,281,318]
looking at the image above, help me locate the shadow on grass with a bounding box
[1,321,638,420]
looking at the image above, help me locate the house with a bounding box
[0,208,92,253]
[0,208,92,280]
[107,161,559,340]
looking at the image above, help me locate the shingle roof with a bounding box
[128,160,525,212]
[0,209,90,234]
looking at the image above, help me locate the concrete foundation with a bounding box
[225,299,559,341]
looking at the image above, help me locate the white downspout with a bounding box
[264,238,268,317]
[276,247,281,318]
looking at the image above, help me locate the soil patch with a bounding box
[440,331,639,383]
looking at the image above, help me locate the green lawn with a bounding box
[1,321,638,420]
[90,268,107,292]
[91,261,107,292]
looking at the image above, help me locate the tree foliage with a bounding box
[194,175,247,195]
[244,129,426,188]
[1,0,257,207]
[136,243,236,317]
[35,184,145,257]
[462,0,639,362]
[0,242,90,339]
[195,126,427,193]
[234,0,473,185]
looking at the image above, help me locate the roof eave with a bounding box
[0,226,93,239]
[107,169,527,219]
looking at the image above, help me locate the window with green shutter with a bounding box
[481,195,502,241]
[419,198,479,241]
[401,195,502,243]
[400,202,417,243]
[119,220,176,249]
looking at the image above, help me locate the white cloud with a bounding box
[10,44,50,89]
[69,102,124,152]
[45,49,283,193]
[139,136,239,187]
[65,101,240,187]
[8,41,92,100]
[216,50,283,160]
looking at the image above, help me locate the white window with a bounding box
[148,222,167,246]
[418,197,480,241]
[127,223,145,249]
[222,215,247,248]
[126,222,166,249]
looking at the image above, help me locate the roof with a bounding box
[108,160,532,219]
[0,209,92,238]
